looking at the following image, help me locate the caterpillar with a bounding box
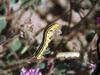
[33,23,60,59]
[97,35,100,60]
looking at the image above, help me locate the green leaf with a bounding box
[10,0,17,7]
[39,62,45,69]
[54,68,64,75]
[0,1,5,15]
[0,60,6,68]
[85,30,95,42]
[8,37,22,52]
[6,52,14,59]
[20,45,29,54]
[0,17,7,34]
[20,0,29,5]
[43,48,51,55]
[0,35,6,44]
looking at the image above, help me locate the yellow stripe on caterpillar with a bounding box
[34,23,60,59]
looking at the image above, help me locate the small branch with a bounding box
[5,0,11,20]
[64,0,99,41]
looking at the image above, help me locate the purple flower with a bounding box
[20,67,42,75]
[96,16,100,24]
[89,64,96,70]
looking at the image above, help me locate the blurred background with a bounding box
[0,0,100,75]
